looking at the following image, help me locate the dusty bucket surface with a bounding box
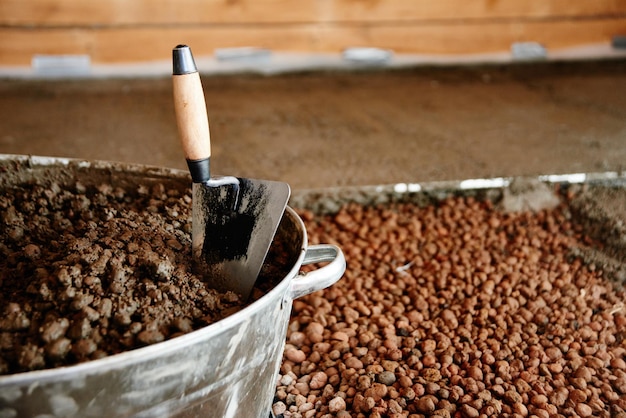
[0,154,346,418]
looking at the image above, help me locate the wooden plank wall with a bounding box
[1,0,625,65]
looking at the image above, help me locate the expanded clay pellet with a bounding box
[275,197,626,418]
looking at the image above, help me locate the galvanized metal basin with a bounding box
[0,155,346,418]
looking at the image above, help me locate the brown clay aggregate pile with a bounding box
[274,195,626,418]
[0,180,245,374]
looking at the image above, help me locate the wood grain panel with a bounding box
[1,0,625,26]
[2,18,624,65]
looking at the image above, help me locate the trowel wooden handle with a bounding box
[173,72,211,160]
[173,45,211,182]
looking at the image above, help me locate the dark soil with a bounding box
[0,177,249,375]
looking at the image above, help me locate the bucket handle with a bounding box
[290,244,346,300]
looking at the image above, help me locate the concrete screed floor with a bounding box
[0,59,625,191]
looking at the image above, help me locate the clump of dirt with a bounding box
[500,178,561,213]
[0,178,245,375]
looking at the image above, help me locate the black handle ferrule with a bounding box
[173,45,198,75]
[186,158,210,183]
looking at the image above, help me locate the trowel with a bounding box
[172,44,290,301]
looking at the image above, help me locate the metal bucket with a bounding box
[0,155,346,418]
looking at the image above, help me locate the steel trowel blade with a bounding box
[192,176,290,301]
